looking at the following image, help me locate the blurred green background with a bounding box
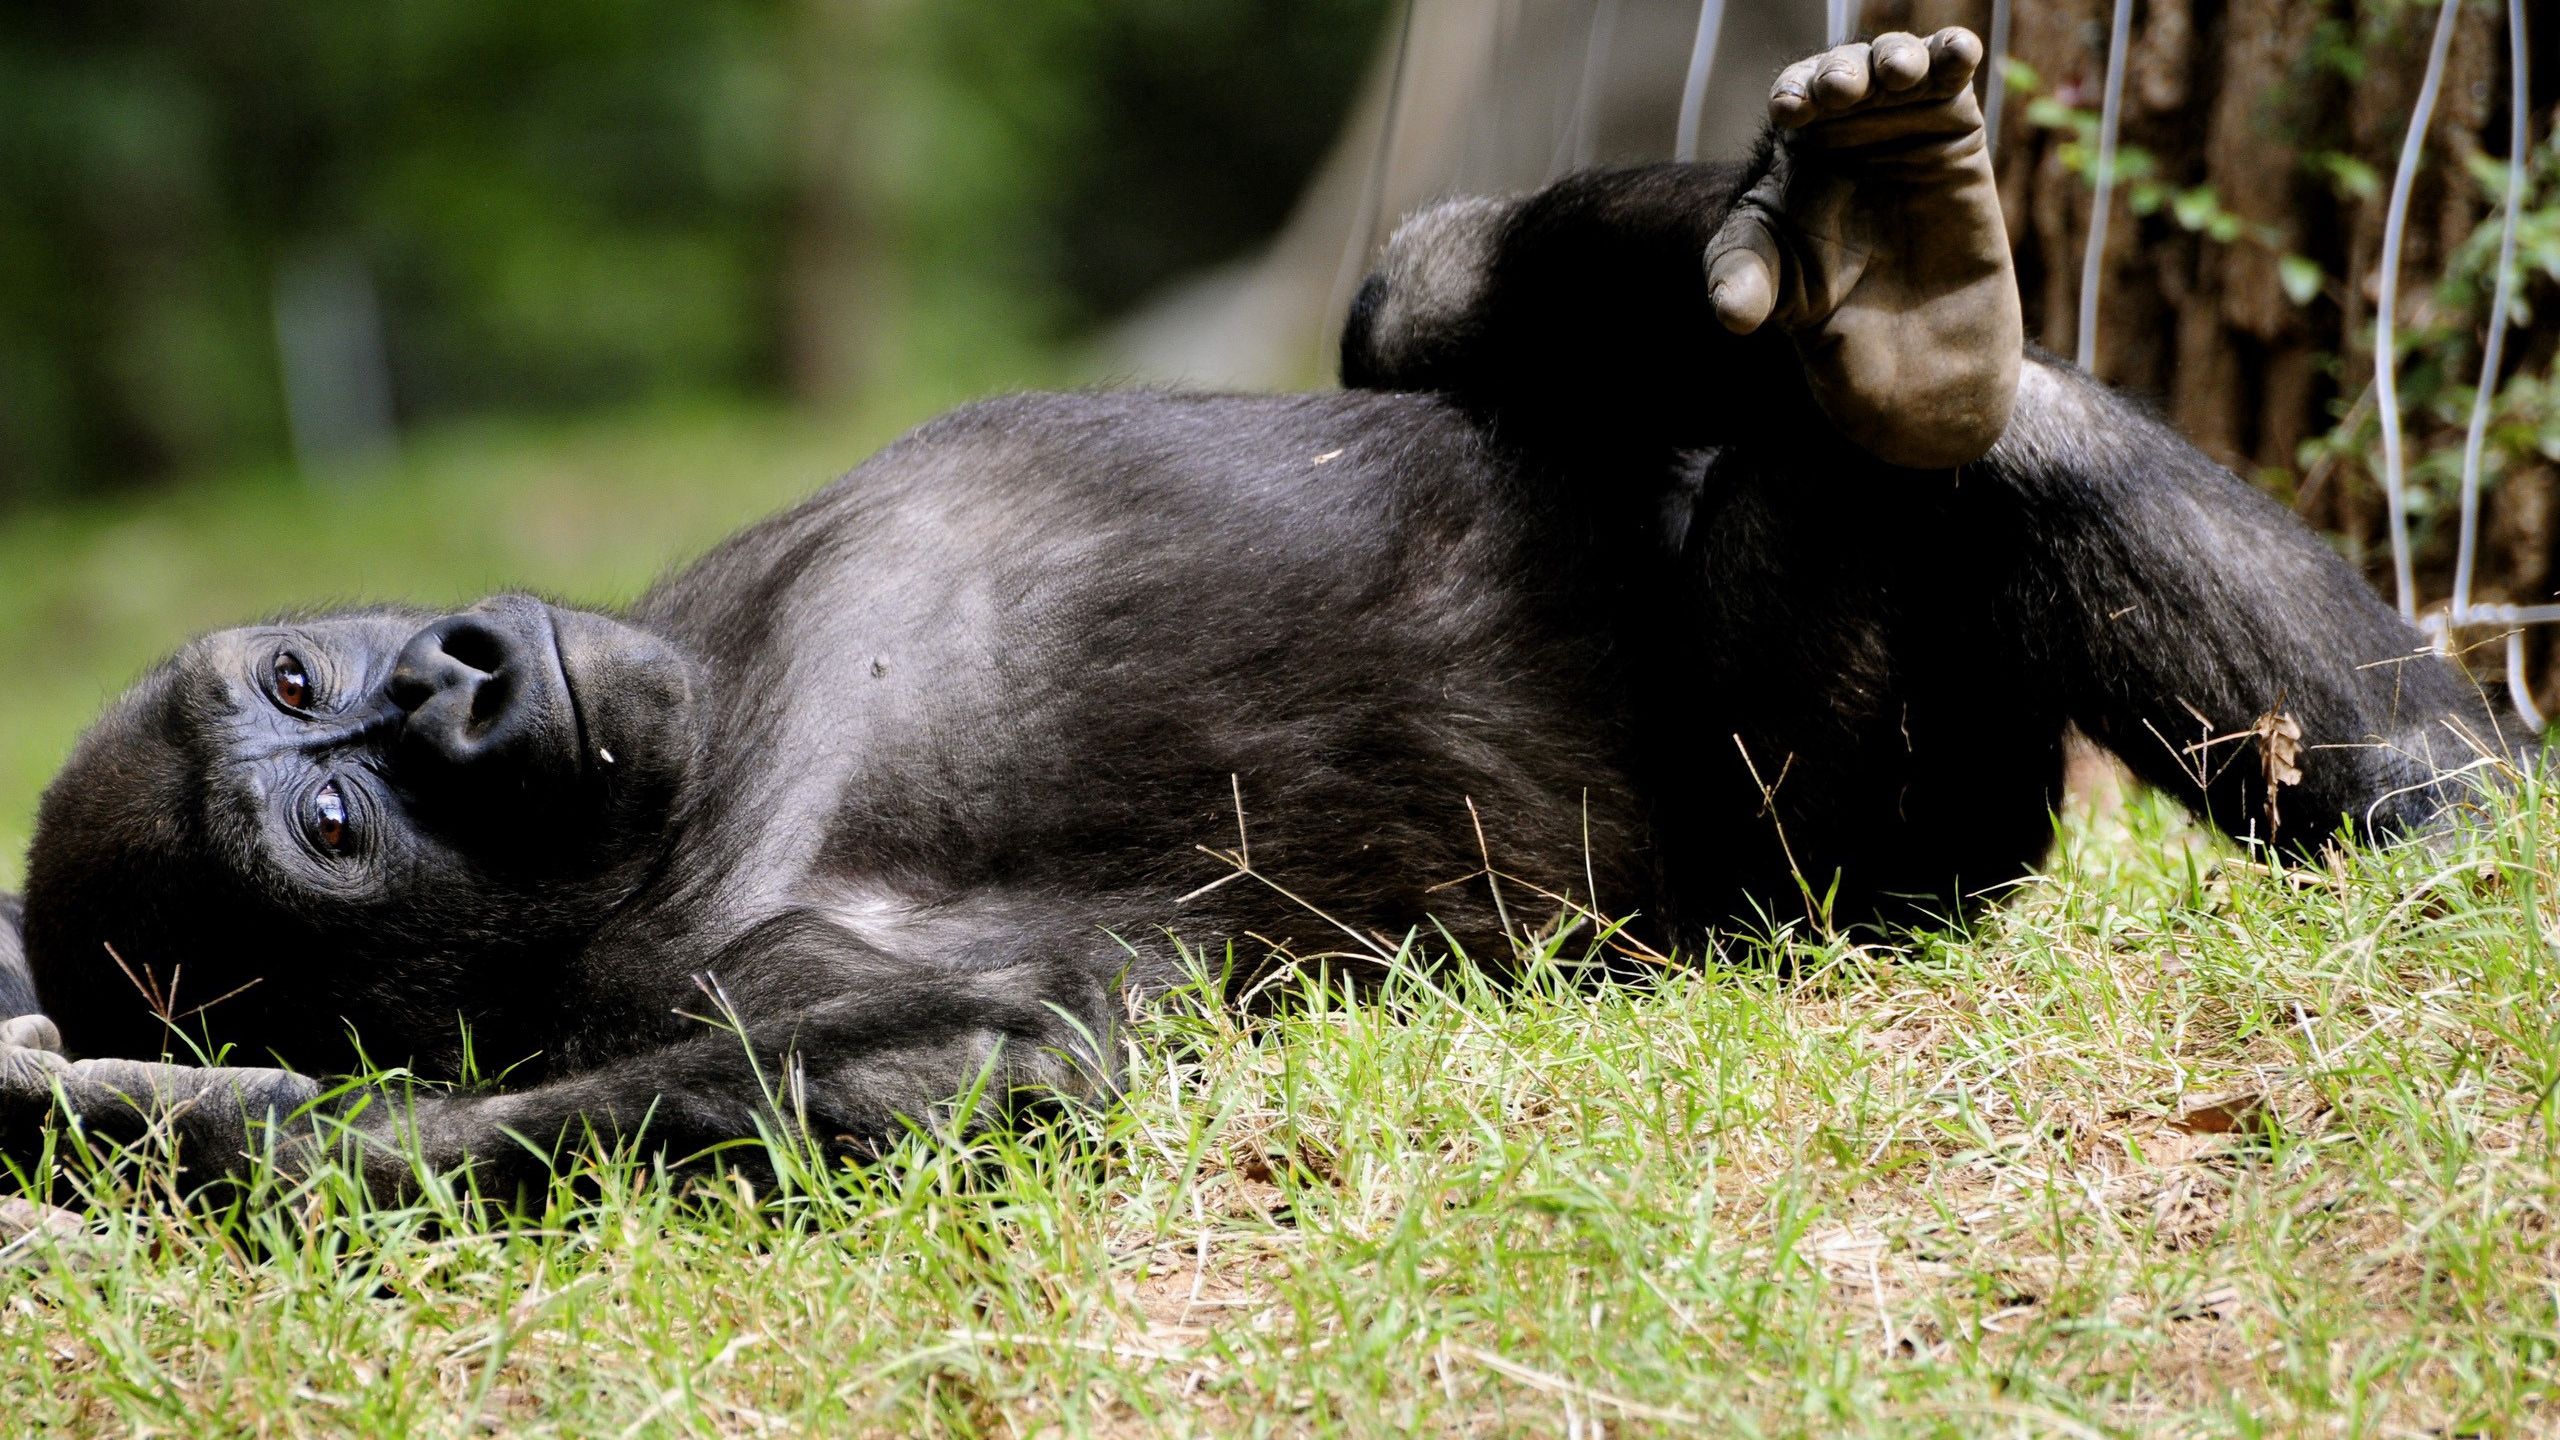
[0,0,1388,886]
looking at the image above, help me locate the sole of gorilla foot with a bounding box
[1706,26,2022,470]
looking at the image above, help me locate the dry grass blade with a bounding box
[1440,1342,1702,1426]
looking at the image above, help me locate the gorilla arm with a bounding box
[1981,358,2527,847]
[0,912,1120,1200]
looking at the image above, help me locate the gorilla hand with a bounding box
[0,1017,324,1188]
[1705,27,2022,469]
[0,1015,65,1094]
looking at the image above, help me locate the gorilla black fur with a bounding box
[0,144,2521,1201]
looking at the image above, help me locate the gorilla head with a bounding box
[21,596,702,1072]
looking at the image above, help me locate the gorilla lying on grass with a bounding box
[0,30,2523,1195]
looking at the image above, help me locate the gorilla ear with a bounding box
[0,892,36,1020]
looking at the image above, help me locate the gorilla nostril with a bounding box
[440,624,508,676]
[433,621,518,732]
[388,668,433,715]
[469,670,517,728]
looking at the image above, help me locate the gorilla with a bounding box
[0,31,2522,1197]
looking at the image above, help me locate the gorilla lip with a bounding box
[540,605,597,780]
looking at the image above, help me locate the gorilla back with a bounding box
[0,26,2522,1196]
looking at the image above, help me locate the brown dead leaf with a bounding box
[2170,1093,2269,1137]
[2253,709,2302,834]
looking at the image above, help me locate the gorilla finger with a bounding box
[0,1046,67,1093]
[1704,218,1782,334]
[1770,57,1822,126]
[0,1016,61,1055]
[1810,44,1873,111]
[1869,32,1930,92]
[1923,27,1985,97]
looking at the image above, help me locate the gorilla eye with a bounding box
[312,782,350,853]
[272,651,314,711]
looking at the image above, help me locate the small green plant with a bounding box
[2300,137,2560,540]
[2014,62,2336,308]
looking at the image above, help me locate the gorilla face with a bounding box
[20,597,703,1072]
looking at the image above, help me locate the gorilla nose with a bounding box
[388,607,568,777]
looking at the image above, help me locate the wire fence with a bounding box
[1669,0,2541,722]
[1348,2,2536,717]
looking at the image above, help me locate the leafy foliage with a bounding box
[2298,138,2560,541]
[0,1,1384,502]
[2008,29,2559,581]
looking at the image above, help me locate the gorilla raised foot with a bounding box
[1706,27,2021,469]
[1338,28,2016,472]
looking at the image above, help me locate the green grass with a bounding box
[3,786,2558,1436]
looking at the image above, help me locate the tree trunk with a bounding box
[781,0,885,406]
[1881,0,2558,707]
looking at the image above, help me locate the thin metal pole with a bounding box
[1827,0,1855,47]
[2075,0,2133,373]
[1982,0,2013,163]
[1674,0,1726,162]
[2452,0,2530,620]
[1323,0,1419,371]
[1361,0,1417,261]
[2449,603,2560,627]
[2511,629,2548,732]
[1559,0,1620,174]
[2374,0,2463,621]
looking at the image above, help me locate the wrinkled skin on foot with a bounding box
[1705,27,2022,469]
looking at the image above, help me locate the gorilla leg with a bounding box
[1651,360,2515,935]
[1341,27,2019,472]
[1646,444,2073,931]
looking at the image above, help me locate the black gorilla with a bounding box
[0,31,2522,1196]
